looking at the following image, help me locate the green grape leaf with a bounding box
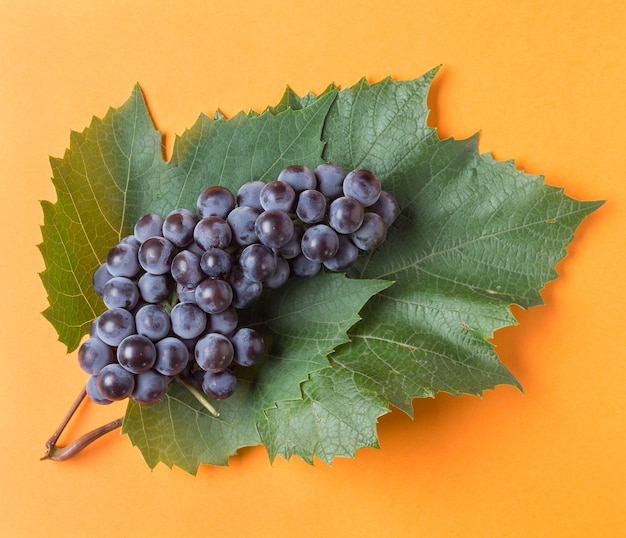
[39,68,602,472]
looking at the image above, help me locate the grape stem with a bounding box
[175,376,220,417]
[41,384,123,461]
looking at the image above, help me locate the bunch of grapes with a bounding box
[78,163,399,407]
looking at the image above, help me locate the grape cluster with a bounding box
[79,163,398,407]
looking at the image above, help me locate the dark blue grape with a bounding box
[138,236,177,275]
[197,186,236,219]
[255,209,294,249]
[102,276,139,310]
[323,234,359,272]
[170,301,207,339]
[263,257,290,288]
[239,243,277,282]
[200,247,232,277]
[78,337,115,375]
[96,307,135,347]
[277,165,316,193]
[176,283,197,303]
[86,374,113,405]
[230,327,265,367]
[301,224,340,262]
[227,206,260,246]
[202,369,237,400]
[195,277,233,314]
[154,337,190,376]
[134,213,165,242]
[162,208,198,247]
[96,363,135,401]
[171,250,204,288]
[314,163,346,199]
[236,181,265,211]
[134,304,171,342]
[193,216,232,250]
[207,306,238,335]
[350,212,387,251]
[106,243,141,278]
[273,225,303,260]
[259,181,296,212]
[117,334,157,373]
[227,267,263,309]
[131,370,168,405]
[195,333,234,372]
[137,272,171,303]
[296,189,327,223]
[328,196,364,234]
[343,169,381,207]
[368,190,399,226]
[289,253,321,278]
[92,263,114,297]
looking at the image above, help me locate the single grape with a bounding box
[239,243,277,282]
[295,189,327,223]
[207,306,238,335]
[134,304,171,342]
[300,224,340,262]
[137,272,171,303]
[323,234,359,272]
[273,225,303,260]
[105,243,141,278]
[134,213,165,242]
[138,236,177,275]
[236,181,265,211]
[193,216,232,250]
[368,190,399,226]
[202,369,237,400]
[162,208,198,247]
[350,212,387,251]
[78,336,115,375]
[86,375,112,405]
[230,327,265,367]
[171,250,205,288]
[289,253,321,278]
[176,283,197,303]
[277,165,316,193]
[118,235,141,248]
[200,247,232,277]
[259,181,296,212]
[263,256,290,288]
[197,186,236,219]
[227,267,264,309]
[102,276,140,310]
[195,277,233,314]
[96,363,135,401]
[170,301,207,339]
[96,307,135,347]
[328,196,365,234]
[117,334,157,373]
[226,206,260,246]
[255,209,294,249]
[314,163,346,199]
[131,370,169,405]
[154,337,190,376]
[195,333,234,373]
[92,263,114,297]
[343,169,381,207]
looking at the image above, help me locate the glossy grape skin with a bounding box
[195,333,234,372]
[138,236,177,275]
[193,216,232,250]
[230,327,265,367]
[135,304,171,341]
[171,250,204,288]
[296,189,327,224]
[202,369,237,400]
[227,267,264,309]
[102,276,139,310]
[195,277,233,314]
[92,263,114,297]
[131,370,169,405]
[154,337,190,376]
[301,224,340,262]
[350,212,387,251]
[197,186,236,219]
[323,234,359,272]
[162,208,198,247]
[314,163,346,199]
[86,375,112,405]
[263,257,290,288]
[239,243,277,282]
[170,301,207,339]
[328,196,365,234]
[289,252,321,278]
[259,181,296,212]
[105,243,141,278]
[254,209,294,249]
[273,225,303,260]
[368,190,399,226]
[277,165,317,194]
[236,181,265,211]
[343,169,381,207]
[207,306,239,335]
[200,247,232,277]
[134,213,165,242]
[117,334,157,373]
[78,337,115,375]
[96,363,135,401]
[96,307,135,346]
[137,272,171,303]
[226,206,260,246]
[176,283,197,303]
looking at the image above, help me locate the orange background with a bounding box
[1,1,624,536]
